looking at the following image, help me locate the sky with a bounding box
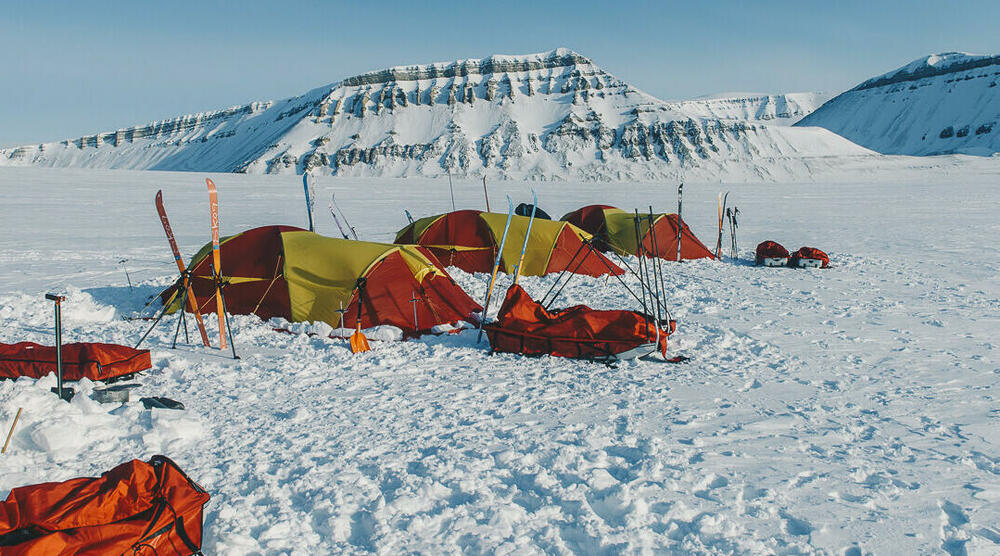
[1,0,997,147]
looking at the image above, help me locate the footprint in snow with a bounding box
[940,500,969,527]
[779,510,814,536]
[939,500,971,556]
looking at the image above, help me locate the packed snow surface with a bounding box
[1,160,999,554]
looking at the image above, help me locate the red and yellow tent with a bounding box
[562,205,714,261]
[395,210,623,277]
[163,226,481,336]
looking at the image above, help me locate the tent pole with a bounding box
[647,207,672,324]
[632,211,651,329]
[645,210,663,330]
[540,238,588,307]
[135,281,181,349]
[171,275,191,349]
[542,242,594,311]
[603,243,670,318]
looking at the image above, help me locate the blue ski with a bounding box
[476,195,515,344]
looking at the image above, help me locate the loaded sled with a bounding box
[0,455,209,555]
[483,285,674,362]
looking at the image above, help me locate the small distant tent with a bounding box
[395,210,623,277]
[562,205,715,261]
[514,203,552,220]
[161,226,481,336]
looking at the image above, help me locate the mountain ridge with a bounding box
[0,48,872,181]
[797,52,1000,156]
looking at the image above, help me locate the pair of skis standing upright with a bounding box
[303,174,370,352]
[715,192,739,260]
[147,179,236,358]
[475,190,540,344]
[303,174,356,240]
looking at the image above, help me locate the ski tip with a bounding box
[206,178,216,188]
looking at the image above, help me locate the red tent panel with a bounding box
[348,249,483,335]
[561,204,617,238]
[185,225,298,321]
[544,226,625,276]
[645,214,715,261]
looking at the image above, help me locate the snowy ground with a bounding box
[0,160,999,554]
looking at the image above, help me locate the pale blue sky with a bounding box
[1,0,996,146]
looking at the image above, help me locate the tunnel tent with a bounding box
[394,210,623,277]
[161,225,482,337]
[562,205,715,261]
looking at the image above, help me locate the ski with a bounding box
[476,195,515,344]
[155,190,211,347]
[302,174,316,232]
[512,189,538,285]
[640,353,691,364]
[716,191,729,259]
[206,178,227,350]
[331,193,358,239]
[404,209,415,224]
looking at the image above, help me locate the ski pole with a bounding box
[447,170,456,212]
[119,258,133,292]
[482,175,490,212]
[219,280,239,360]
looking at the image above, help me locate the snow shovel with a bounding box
[350,281,370,353]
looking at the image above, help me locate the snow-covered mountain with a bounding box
[797,52,1000,156]
[664,92,835,125]
[0,48,870,180]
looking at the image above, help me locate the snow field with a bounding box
[0,165,998,554]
